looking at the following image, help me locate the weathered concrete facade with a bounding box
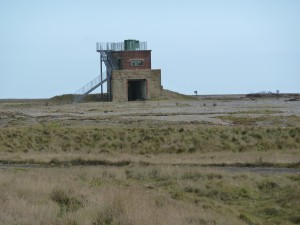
[111,69,162,101]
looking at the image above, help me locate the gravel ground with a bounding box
[0,96,299,127]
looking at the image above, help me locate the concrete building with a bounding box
[74,40,162,102]
[101,40,162,101]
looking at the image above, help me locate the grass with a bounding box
[0,97,299,224]
[0,124,299,155]
[218,115,300,126]
[150,89,198,101]
[50,188,83,215]
[50,94,109,104]
[0,166,299,225]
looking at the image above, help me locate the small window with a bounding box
[130,60,143,66]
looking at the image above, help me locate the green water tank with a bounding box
[124,39,140,50]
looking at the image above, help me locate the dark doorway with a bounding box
[128,79,147,101]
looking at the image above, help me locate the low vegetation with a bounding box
[0,97,299,224]
[218,115,300,126]
[0,124,299,155]
[50,94,109,104]
[0,166,299,225]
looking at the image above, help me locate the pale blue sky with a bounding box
[0,0,299,98]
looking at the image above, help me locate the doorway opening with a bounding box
[128,79,147,101]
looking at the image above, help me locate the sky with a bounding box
[0,0,299,98]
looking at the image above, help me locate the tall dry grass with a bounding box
[0,166,299,225]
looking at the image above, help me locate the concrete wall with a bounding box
[111,69,162,101]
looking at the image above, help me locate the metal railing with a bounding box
[96,41,147,51]
[100,51,118,70]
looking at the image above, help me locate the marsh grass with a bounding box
[1,125,299,154]
[1,98,299,224]
[50,188,83,215]
[0,166,299,225]
[218,115,300,127]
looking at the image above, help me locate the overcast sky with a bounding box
[0,0,299,98]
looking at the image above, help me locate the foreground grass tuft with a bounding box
[50,188,82,215]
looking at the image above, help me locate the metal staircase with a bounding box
[74,74,108,103]
[99,50,118,71]
[73,50,117,103]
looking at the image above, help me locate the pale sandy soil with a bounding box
[0,96,299,128]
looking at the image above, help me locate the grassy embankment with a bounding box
[0,123,299,167]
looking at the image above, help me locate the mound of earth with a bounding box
[50,94,108,103]
[50,90,195,104]
[154,89,197,100]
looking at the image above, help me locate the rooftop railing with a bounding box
[96,41,147,51]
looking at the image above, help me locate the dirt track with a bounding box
[1,162,300,174]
